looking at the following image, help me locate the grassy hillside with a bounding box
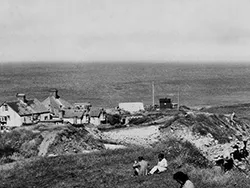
[1,105,250,188]
[0,125,105,165]
[201,103,250,118]
[0,129,43,164]
[0,139,249,188]
[160,110,250,144]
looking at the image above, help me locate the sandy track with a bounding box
[102,125,161,147]
[38,131,58,156]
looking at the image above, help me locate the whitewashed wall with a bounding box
[0,104,22,127]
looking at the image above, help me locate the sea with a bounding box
[1,62,250,109]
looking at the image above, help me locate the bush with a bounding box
[181,141,209,168]
[106,114,121,125]
[128,116,151,125]
[159,114,179,129]
[0,156,15,165]
[47,127,104,155]
[19,135,43,158]
[0,129,41,161]
[0,146,17,158]
[153,139,209,168]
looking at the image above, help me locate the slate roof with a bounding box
[63,109,86,118]
[89,108,106,117]
[6,98,49,116]
[42,96,73,114]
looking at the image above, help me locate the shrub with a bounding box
[128,116,151,125]
[152,138,209,168]
[159,114,179,129]
[0,156,15,165]
[19,135,43,158]
[106,114,121,125]
[0,129,41,161]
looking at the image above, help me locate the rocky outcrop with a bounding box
[159,109,250,161]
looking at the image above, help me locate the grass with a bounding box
[47,126,104,155]
[191,114,237,143]
[160,111,250,144]
[1,138,249,188]
[201,103,250,118]
[0,129,43,163]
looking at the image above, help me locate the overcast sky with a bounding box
[1,0,250,62]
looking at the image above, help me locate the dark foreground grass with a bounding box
[0,139,249,188]
[0,129,43,163]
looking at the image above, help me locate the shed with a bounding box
[118,102,144,113]
[159,98,173,109]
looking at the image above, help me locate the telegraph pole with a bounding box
[152,81,155,107]
[177,86,180,111]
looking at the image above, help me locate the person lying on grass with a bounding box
[148,153,168,174]
[133,156,149,176]
[173,171,195,188]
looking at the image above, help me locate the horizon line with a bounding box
[1,60,250,65]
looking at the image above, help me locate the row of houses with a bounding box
[0,88,174,130]
[0,89,106,129]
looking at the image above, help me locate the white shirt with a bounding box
[182,180,195,188]
[157,158,168,168]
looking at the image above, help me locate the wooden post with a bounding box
[152,81,155,107]
[177,86,180,111]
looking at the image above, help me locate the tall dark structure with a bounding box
[159,98,173,109]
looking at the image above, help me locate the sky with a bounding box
[1,0,250,63]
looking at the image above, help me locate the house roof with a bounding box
[63,109,85,118]
[5,98,49,116]
[42,96,73,113]
[89,108,105,117]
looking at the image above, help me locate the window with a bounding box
[1,116,7,122]
[4,105,8,111]
[32,114,38,121]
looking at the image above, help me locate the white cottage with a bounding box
[0,93,50,128]
[62,109,89,125]
[89,108,106,126]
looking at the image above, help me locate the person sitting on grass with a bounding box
[133,156,149,176]
[240,140,249,159]
[232,145,242,162]
[173,171,195,188]
[148,153,168,174]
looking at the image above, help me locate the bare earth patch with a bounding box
[38,131,58,156]
[102,125,161,147]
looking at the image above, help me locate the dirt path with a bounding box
[38,131,58,156]
[102,125,161,147]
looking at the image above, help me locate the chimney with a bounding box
[16,93,27,102]
[49,89,60,99]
